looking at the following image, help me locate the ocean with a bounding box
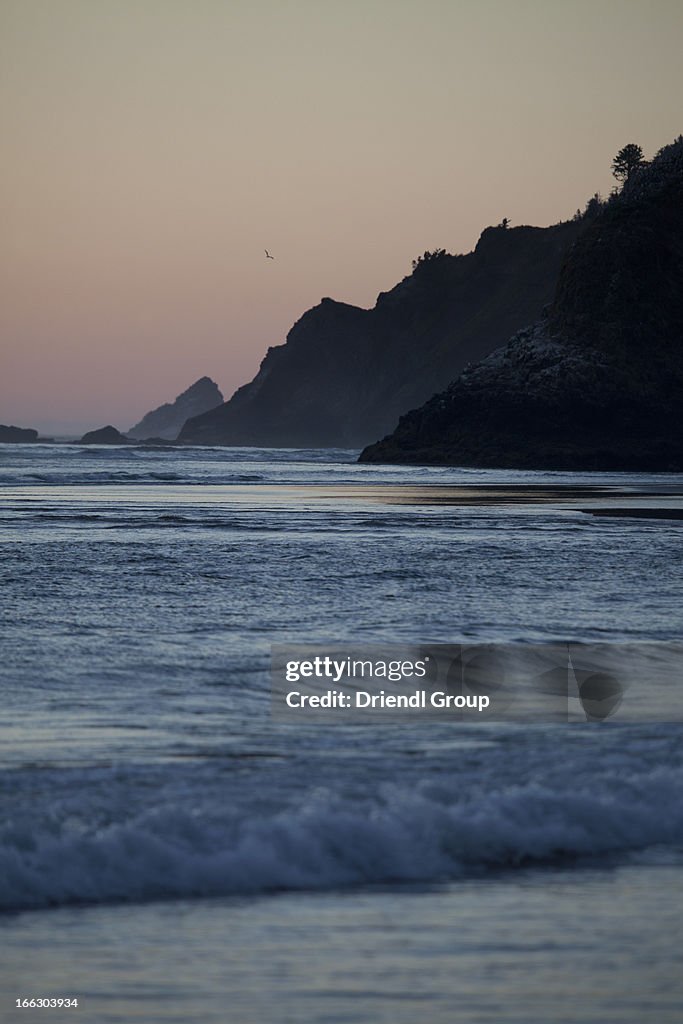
[1,443,682,1023]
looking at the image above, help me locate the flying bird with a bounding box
[265,250,275,260]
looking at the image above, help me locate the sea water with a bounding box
[1,444,682,1023]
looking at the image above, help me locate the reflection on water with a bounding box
[3,866,682,1024]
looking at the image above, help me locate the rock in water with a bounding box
[79,425,132,445]
[360,136,683,471]
[0,425,39,443]
[128,377,223,441]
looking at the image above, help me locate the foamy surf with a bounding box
[3,760,682,911]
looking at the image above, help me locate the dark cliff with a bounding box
[360,137,683,470]
[179,220,581,447]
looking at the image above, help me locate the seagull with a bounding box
[265,250,275,260]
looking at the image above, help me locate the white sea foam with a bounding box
[2,765,682,911]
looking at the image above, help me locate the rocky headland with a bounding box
[179,220,581,447]
[360,137,683,470]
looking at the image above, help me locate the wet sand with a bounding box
[296,482,683,513]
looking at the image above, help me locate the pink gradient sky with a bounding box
[2,0,682,435]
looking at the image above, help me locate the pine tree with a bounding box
[611,144,645,185]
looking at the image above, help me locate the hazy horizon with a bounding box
[2,0,683,435]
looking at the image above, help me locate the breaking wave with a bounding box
[3,764,682,912]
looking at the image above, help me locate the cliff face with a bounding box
[178,221,581,447]
[360,138,683,470]
[128,377,223,440]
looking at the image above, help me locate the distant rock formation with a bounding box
[79,425,132,445]
[179,220,582,447]
[360,137,683,470]
[128,377,223,440]
[0,425,39,443]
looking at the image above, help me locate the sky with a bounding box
[2,0,682,435]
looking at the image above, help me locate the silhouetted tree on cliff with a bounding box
[612,144,645,185]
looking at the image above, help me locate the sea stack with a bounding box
[0,425,39,443]
[79,425,132,445]
[128,377,223,441]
